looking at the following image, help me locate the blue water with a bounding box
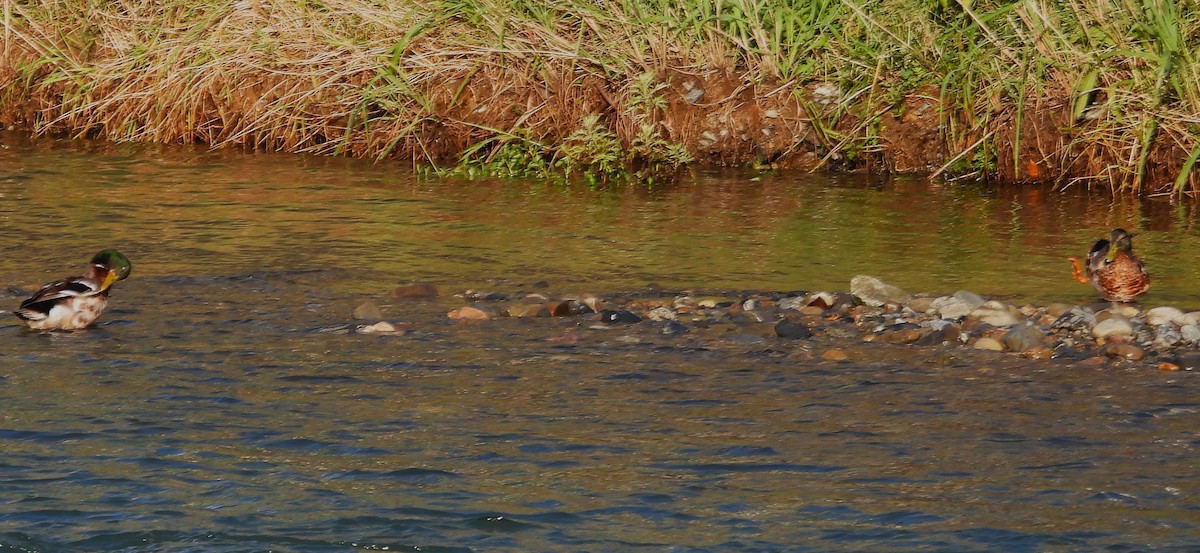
[0,134,1199,551]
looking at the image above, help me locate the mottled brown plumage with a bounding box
[1068,228,1150,302]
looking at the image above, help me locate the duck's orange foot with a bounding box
[1067,257,1090,284]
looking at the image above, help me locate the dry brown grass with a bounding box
[1,0,1198,193]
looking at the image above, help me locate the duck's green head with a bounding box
[1105,228,1134,262]
[91,249,132,290]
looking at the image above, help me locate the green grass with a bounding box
[1,0,1198,193]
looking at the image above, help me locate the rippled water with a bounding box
[1,133,1199,552]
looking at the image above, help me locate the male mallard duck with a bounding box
[1068,228,1150,302]
[15,249,132,330]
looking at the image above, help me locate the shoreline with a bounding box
[2,1,1198,193]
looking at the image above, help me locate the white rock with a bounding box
[1093,317,1134,340]
[968,301,1022,327]
[929,295,974,320]
[850,275,911,307]
[1146,306,1185,327]
[357,321,397,334]
[1182,312,1200,326]
[1181,324,1200,343]
[974,337,1004,351]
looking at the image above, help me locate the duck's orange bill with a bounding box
[1067,257,1090,284]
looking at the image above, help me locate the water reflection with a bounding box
[0,133,1199,551]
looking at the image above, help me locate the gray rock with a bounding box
[1153,325,1182,348]
[1052,306,1097,331]
[953,290,987,308]
[1002,323,1046,352]
[1093,317,1134,340]
[968,301,1022,327]
[661,321,690,335]
[777,296,807,311]
[1146,306,1186,327]
[775,319,813,339]
[1181,324,1200,343]
[850,275,911,307]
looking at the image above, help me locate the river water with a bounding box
[0,133,1198,551]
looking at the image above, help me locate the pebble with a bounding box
[352,300,384,320]
[1182,324,1200,343]
[775,319,813,339]
[850,275,911,307]
[973,337,1004,351]
[968,301,1022,327]
[929,295,977,320]
[1147,306,1186,326]
[1154,325,1182,348]
[1093,317,1134,340]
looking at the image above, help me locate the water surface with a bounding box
[0,134,1198,552]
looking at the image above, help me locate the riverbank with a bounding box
[401,275,1200,372]
[2,0,1198,192]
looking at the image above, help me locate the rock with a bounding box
[1153,325,1182,348]
[1146,306,1186,327]
[1106,303,1141,318]
[1104,342,1144,361]
[775,319,813,339]
[1174,352,1200,370]
[448,305,493,321]
[799,306,825,316]
[357,321,398,334]
[1183,312,1200,326]
[1044,303,1073,318]
[548,300,589,316]
[1093,317,1134,340]
[1001,323,1046,352]
[973,337,1004,351]
[582,296,608,312]
[850,275,911,307]
[777,296,806,311]
[352,300,384,320]
[805,292,839,310]
[917,324,960,346]
[875,328,924,344]
[907,296,936,314]
[1052,306,1096,331]
[661,321,689,335]
[968,301,1022,327]
[929,295,974,320]
[1181,324,1200,343]
[953,290,987,307]
[392,282,439,299]
[600,310,642,324]
[1023,347,1054,360]
[820,348,848,361]
[647,307,677,321]
[511,303,550,317]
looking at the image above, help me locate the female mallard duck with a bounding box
[15,249,132,330]
[1068,228,1150,302]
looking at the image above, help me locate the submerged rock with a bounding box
[850,275,911,307]
[775,319,813,339]
[352,300,384,320]
[392,282,439,299]
[1001,323,1046,353]
[600,310,642,324]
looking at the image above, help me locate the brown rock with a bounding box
[1104,343,1144,361]
[352,300,384,320]
[448,305,492,320]
[820,348,848,361]
[392,282,439,299]
[875,328,924,344]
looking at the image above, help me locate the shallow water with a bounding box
[1,134,1199,552]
